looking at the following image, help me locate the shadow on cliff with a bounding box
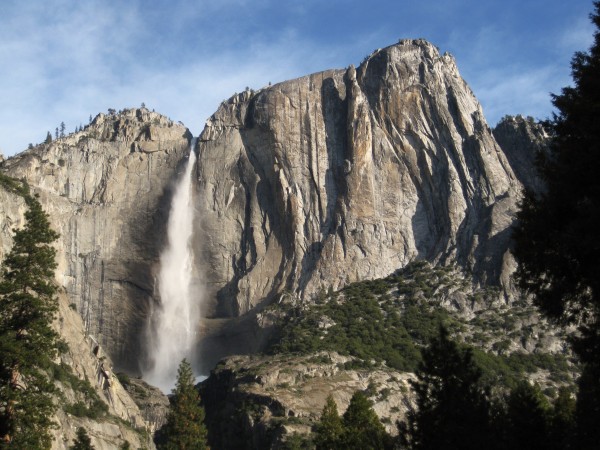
[209,93,297,320]
[296,75,349,295]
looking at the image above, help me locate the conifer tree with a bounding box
[0,185,60,448]
[513,3,600,447]
[157,358,208,450]
[341,391,390,450]
[44,131,52,144]
[70,427,95,450]
[504,382,551,450]
[314,394,344,449]
[402,326,493,450]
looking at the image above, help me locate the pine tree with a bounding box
[59,122,66,138]
[504,382,551,450]
[341,391,390,450]
[402,326,493,450]
[549,387,576,450]
[314,394,344,449]
[44,131,52,144]
[157,359,208,450]
[513,4,600,448]
[514,1,600,362]
[70,427,95,450]
[0,185,60,448]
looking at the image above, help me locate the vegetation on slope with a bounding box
[267,261,575,391]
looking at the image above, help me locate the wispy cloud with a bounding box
[0,0,596,156]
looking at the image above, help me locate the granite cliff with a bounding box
[196,40,534,360]
[0,108,192,371]
[0,39,545,373]
[493,114,549,194]
[0,37,558,448]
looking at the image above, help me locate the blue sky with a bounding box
[0,0,595,157]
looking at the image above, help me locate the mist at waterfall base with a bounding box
[143,142,202,393]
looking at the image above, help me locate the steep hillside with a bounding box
[51,290,160,449]
[199,262,575,449]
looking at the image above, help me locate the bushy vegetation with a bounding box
[50,362,109,419]
[270,262,460,372]
[268,261,574,389]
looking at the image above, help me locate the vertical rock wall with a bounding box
[196,39,523,320]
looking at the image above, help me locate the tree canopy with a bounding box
[513,3,600,447]
[314,391,391,450]
[513,1,600,358]
[156,358,208,450]
[401,326,493,450]
[70,427,95,450]
[314,395,344,450]
[0,184,61,448]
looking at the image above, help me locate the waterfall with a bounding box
[144,139,199,392]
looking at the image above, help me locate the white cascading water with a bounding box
[144,140,199,392]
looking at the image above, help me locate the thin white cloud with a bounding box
[0,1,596,156]
[559,15,595,50]
[471,66,566,125]
[0,1,376,155]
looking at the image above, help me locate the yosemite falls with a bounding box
[144,140,200,392]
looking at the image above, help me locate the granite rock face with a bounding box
[493,115,549,194]
[0,40,549,372]
[52,290,159,450]
[197,39,523,320]
[0,108,192,371]
[200,353,415,449]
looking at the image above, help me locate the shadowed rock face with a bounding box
[493,114,549,194]
[0,108,192,371]
[196,39,523,322]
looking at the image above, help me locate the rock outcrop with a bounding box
[493,115,549,194]
[200,353,415,449]
[197,39,522,324]
[52,290,159,449]
[0,108,192,371]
